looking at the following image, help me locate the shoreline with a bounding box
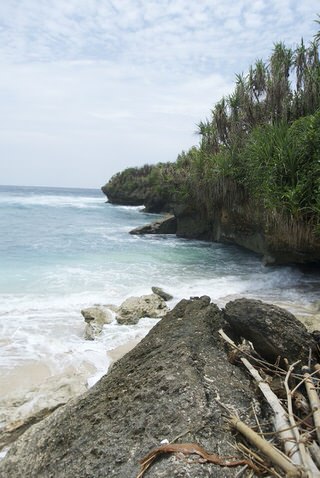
[1,296,319,477]
[1,296,319,458]
[0,337,144,456]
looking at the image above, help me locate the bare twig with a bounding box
[309,441,320,469]
[218,328,288,375]
[244,364,301,464]
[218,328,320,476]
[308,349,312,369]
[228,415,302,477]
[236,442,281,476]
[219,328,301,466]
[251,400,264,437]
[284,362,317,476]
[302,366,320,445]
[291,368,320,395]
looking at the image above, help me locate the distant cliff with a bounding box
[101,164,173,213]
[102,33,320,265]
[102,168,320,265]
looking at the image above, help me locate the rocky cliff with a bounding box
[102,172,320,265]
[172,199,320,265]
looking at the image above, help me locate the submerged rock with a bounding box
[116,293,168,325]
[223,298,317,365]
[0,297,262,478]
[129,214,177,235]
[81,306,114,340]
[151,286,173,301]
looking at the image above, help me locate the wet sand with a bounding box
[0,338,141,432]
[0,361,52,398]
[107,338,141,365]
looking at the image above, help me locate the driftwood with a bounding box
[137,442,259,478]
[309,441,320,469]
[302,366,320,445]
[219,329,302,466]
[284,363,319,476]
[136,328,320,478]
[228,415,302,477]
[218,328,320,477]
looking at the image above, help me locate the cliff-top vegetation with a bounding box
[103,18,320,241]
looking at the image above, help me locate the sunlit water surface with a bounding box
[0,185,319,437]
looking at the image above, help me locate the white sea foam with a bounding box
[1,186,319,443]
[113,204,145,212]
[0,193,103,209]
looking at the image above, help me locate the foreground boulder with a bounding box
[115,293,168,324]
[0,297,261,478]
[224,298,317,365]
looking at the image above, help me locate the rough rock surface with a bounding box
[130,215,177,235]
[223,298,317,365]
[0,297,262,478]
[151,286,173,301]
[171,186,320,264]
[116,293,168,325]
[0,373,88,450]
[81,306,113,340]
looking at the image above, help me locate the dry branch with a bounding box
[219,328,301,466]
[284,363,309,469]
[284,363,320,476]
[309,441,320,469]
[241,355,303,466]
[302,366,320,445]
[228,415,302,477]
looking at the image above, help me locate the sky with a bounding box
[0,1,319,189]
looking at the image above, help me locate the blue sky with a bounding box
[0,1,319,188]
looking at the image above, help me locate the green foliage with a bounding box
[105,18,320,236]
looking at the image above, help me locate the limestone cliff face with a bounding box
[102,174,320,265]
[101,167,172,213]
[101,183,145,206]
[173,201,320,264]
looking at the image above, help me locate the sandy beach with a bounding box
[0,337,142,445]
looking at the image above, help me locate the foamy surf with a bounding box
[0,185,319,454]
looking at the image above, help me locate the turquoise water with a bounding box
[0,185,319,396]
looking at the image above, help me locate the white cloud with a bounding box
[0,0,318,187]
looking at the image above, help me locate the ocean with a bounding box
[0,185,319,440]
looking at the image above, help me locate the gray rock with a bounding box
[0,405,62,450]
[0,297,262,478]
[81,306,113,340]
[130,215,177,235]
[116,293,168,325]
[223,298,317,365]
[151,286,173,301]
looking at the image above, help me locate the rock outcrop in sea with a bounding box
[102,173,320,265]
[0,297,317,478]
[82,306,114,340]
[130,215,177,235]
[115,293,168,325]
[82,292,170,339]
